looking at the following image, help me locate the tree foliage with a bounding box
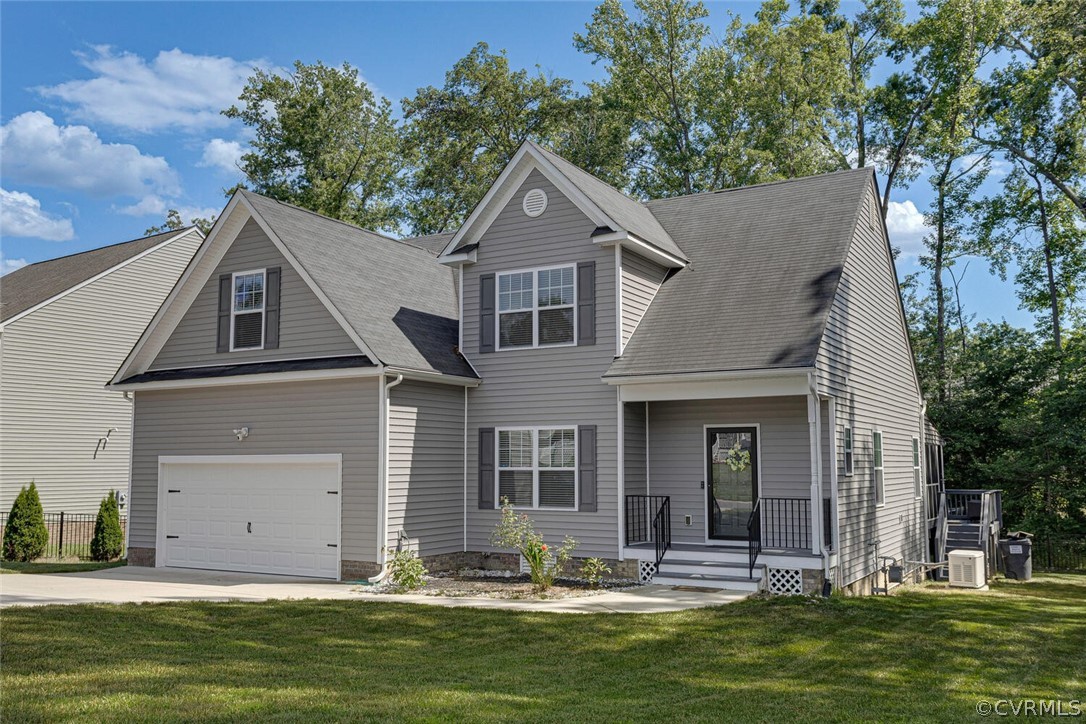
[3,483,48,562]
[90,491,124,562]
[145,209,215,236]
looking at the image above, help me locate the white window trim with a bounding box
[495,263,577,350]
[912,436,923,499]
[495,425,579,511]
[872,429,885,507]
[230,268,266,352]
[843,426,854,476]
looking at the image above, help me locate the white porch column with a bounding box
[807,374,824,557]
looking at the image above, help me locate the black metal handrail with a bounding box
[760,497,813,550]
[651,497,671,571]
[746,498,762,578]
[625,495,670,545]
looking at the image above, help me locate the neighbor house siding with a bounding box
[623,402,647,497]
[646,396,811,545]
[128,378,380,563]
[150,219,359,370]
[620,249,667,351]
[387,379,465,557]
[0,231,202,514]
[462,169,620,557]
[816,181,925,585]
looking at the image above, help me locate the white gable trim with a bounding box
[438,143,618,262]
[0,228,202,331]
[110,194,379,385]
[593,230,686,269]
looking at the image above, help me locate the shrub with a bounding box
[90,491,124,561]
[581,557,612,588]
[388,548,428,590]
[3,482,49,562]
[490,498,577,591]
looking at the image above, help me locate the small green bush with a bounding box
[90,491,124,561]
[3,483,49,562]
[388,548,428,590]
[581,557,612,588]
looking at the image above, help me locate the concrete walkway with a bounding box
[0,566,750,613]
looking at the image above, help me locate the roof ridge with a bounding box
[9,228,191,270]
[645,167,874,205]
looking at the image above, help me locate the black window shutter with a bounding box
[577,261,596,346]
[479,427,496,509]
[264,266,281,349]
[216,274,232,353]
[479,273,496,354]
[579,425,597,512]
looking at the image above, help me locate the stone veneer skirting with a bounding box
[127,547,156,567]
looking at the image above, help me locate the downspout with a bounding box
[368,371,403,583]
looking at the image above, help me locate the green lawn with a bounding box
[0,560,125,575]
[2,575,1083,722]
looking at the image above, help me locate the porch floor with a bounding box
[625,541,819,557]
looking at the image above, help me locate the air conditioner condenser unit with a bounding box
[948,549,986,588]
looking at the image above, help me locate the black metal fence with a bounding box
[0,512,127,560]
[1032,536,1086,572]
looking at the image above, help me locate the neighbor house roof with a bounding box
[238,191,474,378]
[606,168,875,378]
[0,229,189,324]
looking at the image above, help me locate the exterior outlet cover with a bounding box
[685,514,692,526]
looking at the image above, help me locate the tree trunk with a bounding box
[1031,173,1062,353]
[934,157,952,404]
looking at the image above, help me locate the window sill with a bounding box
[501,506,579,513]
[495,342,577,352]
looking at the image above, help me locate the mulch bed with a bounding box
[362,570,640,599]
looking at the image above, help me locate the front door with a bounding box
[707,427,758,540]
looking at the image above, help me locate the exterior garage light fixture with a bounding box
[234,427,250,441]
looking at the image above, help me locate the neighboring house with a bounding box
[111,143,936,594]
[1,229,204,514]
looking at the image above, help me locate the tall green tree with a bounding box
[145,209,216,236]
[400,43,582,235]
[224,61,403,232]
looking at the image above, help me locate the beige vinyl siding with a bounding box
[128,378,380,562]
[623,402,647,496]
[620,249,667,350]
[646,396,812,545]
[387,379,465,557]
[462,169,620,557]
[0,231,201,514]
[150,219,360,370]
[816,180,925,585]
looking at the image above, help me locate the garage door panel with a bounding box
[161,458,340,579]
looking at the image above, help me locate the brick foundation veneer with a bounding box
[340,559,382,580]
[127,547,156,567]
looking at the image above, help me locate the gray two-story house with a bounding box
[111,142,932,594]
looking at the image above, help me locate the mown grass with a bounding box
[0,559,125,575]
[1,575,1083,722]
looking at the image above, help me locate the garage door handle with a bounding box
[247,522,251,534]
[327,544,337,548]
[168,489,181,493]
[166,535,179,539]
[327,490,338,495]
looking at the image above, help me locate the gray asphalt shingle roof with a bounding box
[241,192,474,378]
[0,229,188,323]
[529,142,686,262]
[606,168,875,378]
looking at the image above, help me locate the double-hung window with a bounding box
[912,437,922,498]
[497,266,575,349]
[843,427,854,476]
[497,428,576,509]
[872,429,885,506]
[231,269,265,350]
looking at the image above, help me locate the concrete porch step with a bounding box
[652,572,762,592]
[658,560,763,580]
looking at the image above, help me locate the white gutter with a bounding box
[603,367,810,386]
[368,372,404,584]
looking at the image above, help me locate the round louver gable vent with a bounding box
[522,188,548,217]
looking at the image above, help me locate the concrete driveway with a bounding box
[0,565,750,612]
[0,566,358,607]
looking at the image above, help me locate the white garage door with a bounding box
[159,455,340,579]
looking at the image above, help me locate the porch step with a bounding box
[658,560,764,580]
[652,572,763,592]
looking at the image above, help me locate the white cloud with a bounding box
[0,188,75,242]
[199,138,245,173]
[1,112,179,199]
[1,254,30,276]
[117,195,167,217]
[176,205,219,223]
[38,46,264,133]
[885,199,932,258]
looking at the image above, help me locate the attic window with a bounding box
[231,270,265,350]
[522,188,548,218]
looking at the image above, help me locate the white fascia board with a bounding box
[608,368,811,402]
[437,248,477,267]
[238,195,380,364]
[384,366,481,388]
[111,195,249,384]
[1,227,202,331]
[592,231,687,269]
[110,365,384,392]
[438,143,617,261]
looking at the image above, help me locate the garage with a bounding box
[157,455,341,579]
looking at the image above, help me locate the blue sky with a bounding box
[0,1,1030,327]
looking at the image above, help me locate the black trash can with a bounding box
[999,533,1033,581]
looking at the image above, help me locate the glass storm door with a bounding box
[707,427,758,540]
